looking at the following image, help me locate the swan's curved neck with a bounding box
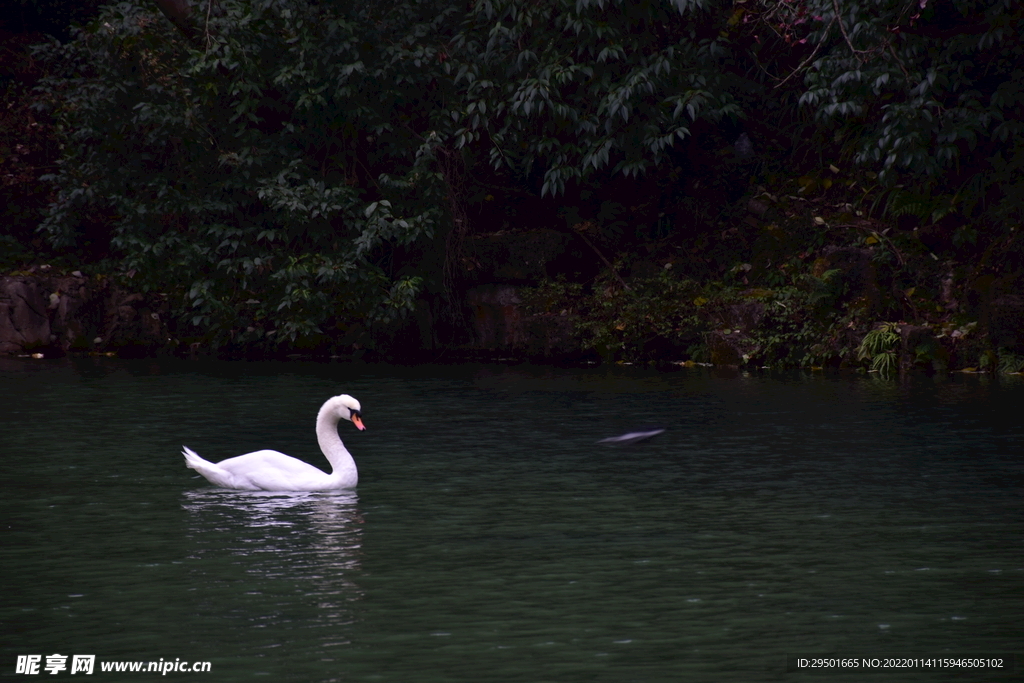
[315,403,357,485]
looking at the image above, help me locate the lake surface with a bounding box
[1,358,1021,681]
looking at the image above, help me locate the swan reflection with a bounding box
[182,489,364,617]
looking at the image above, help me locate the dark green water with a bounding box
[1,358,1021,682]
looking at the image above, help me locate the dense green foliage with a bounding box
[781,0,1024,229]
[34,0,461,347]
[454,0,741,196]
[857,321,900,376]
[5,0,1022,363]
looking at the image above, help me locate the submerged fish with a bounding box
[597,428,666,445]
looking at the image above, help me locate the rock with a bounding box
[720,300,766,331]
[940,272,959,312]
[0,277,51,354]
[747,198,769,217]
[734,132,754,160]
[989,294,1024,349]
[820,246,879,311]
[708,329,759,366]
[899,324,944,373]
[463,230,569,284]
[461,284,583,357]
[523,313,581,357]
[466,285,524,350]
[0,274,171,356]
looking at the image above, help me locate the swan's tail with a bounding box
[182,445,209,471]
[183,445,240,489]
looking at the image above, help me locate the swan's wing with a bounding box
[215,450,333,491]
[216,450,319,476]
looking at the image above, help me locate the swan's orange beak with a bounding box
[351,414,365,431]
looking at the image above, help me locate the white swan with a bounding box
[182,394,365,491]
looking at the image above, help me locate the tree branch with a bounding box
[831,0,871,62]
[774,17,836,90]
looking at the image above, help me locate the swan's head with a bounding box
[334,394,365,431]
